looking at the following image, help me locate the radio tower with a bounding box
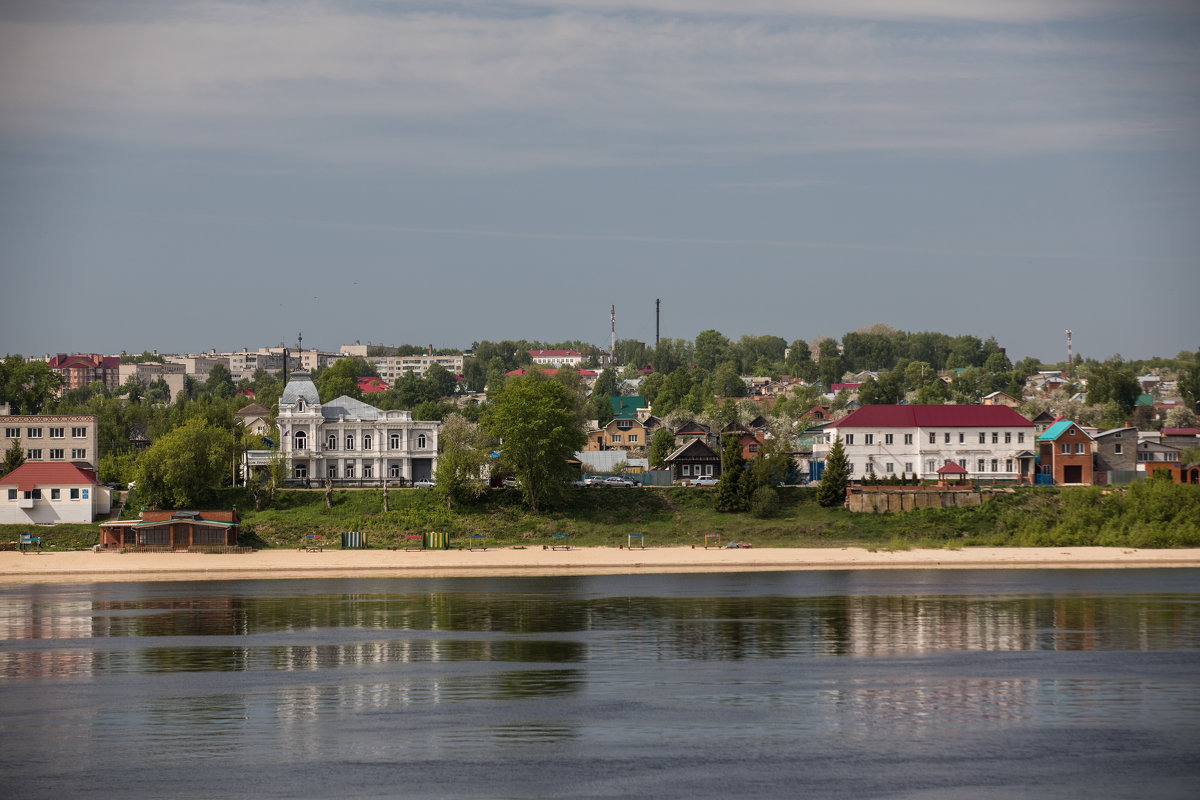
[610,305,616,367]
[1065,330,1073,375]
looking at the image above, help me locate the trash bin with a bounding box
[424,531,450,550]
[341,531,367,549]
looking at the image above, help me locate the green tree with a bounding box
[648,427,675,469]
[713,361,746,398]
[817,338,843,389]
[267,451,289,508]
[485,373,587,513]
[1,355,62,414]
[2,438,24,477]
[133,416,237,508]
[423,362,458,398]
[592,367,619,398]
[1085,359,1141,413]
[817,436,850,507]
[316,357,375,402]
[714,434,747,512]
[435,413,490,509]
[694,329,731,371]
[1178,351,1200,412]
[145,376,172,405]
[206,362,236,400]
[784,339,817,381]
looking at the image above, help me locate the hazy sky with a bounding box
[1,1,1198,363]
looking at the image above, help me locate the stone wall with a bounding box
[846,488,999,513]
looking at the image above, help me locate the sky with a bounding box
[1,0,1198,364]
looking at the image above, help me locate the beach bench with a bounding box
[468,534,488,551]
[550,534,572,551]
[302,534,324,552]
[404,534,424,552]
[703,532,722,550]
[19,534,43,554]
[626,532,646,550]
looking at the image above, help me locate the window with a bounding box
[628,434,638,443]
[929,433,937,444]
[24,490,42,500]
[958,459,966,469]
[617,420,633,429]
[296,398,305,411]
[1114,444,1123,455]
[904,434,913,445]
[4,427,18,439]
[417,434,427,449]
[682,464,691,476]
[991,459,999,472]
[885,462,894,473]
[748,444,758,453]
[905,462,913,473]
[345,435,355,451]
[326,433,337,450]
[611,434,622,443]
[977,459,986,472]
[865,462,875,474]
[72,427,87,438]
[363,464,373,479]
[884,434,893,445]
[1006,459,1013,472]
[70,488,80,499]
[927,460,936,473]
[363,434,372,450]
[390,434,400,449]
[51,489,60,500]
[327,464,338,479]
[959,433,965,444]
[344,463,355,478]
[49,449,64,460]
[1018,432,1025,443]
[979,433,986,444]
[944,433,951,444]
[294,431,307,450]
[7,489,15,500]
[992,432,999,444]
[1075,443,1085,454]
[27,427,42,438]
[845,434,854,445]
[389,464,401,478]
[27,449,41,459]
[704,464,714,476]
[1061,443,1070,454]
[864,434,874,445]
[50,427,64,439]
[1005,432,1011,444]
[294,464,308,479]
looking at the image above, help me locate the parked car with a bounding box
[573,477,600,487]
[412,479,436,488]
[691,476,719,487]
[599,476,637,487]
[501,477,521,488]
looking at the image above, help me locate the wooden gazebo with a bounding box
[935,461,969,487]
[100,510,240,550]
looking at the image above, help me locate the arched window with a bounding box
[326,433,337,450]
[389,434,400,449]
[345,435,355,451]
[297,398,305,412]
[294,431,307,450]
[417,434,427,449]
[363,434,372,451]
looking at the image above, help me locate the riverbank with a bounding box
[3,546,1200,583]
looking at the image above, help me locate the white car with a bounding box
[691,476,719,487]
[412,479,436,488]
[599,476,637,487]
[501,477,521,488]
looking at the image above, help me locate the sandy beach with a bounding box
[2,546,1200,583]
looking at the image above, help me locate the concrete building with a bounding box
[245,371,440,486]
[366,353,466,381]
[1,413,99,470]
[814,405,1036,482]
[117,362,186,401]
[1092,427,1138,484]
[45,354,121,393]
[528,349,584,368]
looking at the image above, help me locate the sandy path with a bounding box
[3,546,1199,583]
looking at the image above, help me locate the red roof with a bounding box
[356,376,389,393]
[48,353,119,369]
[829,383,861,391]
[830,404,1034,428]
[0,462,99,491]
[505,368,595,377]
[936,461,969,475]
[1162,428,1199,436]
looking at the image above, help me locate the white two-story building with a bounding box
[246,371,440,486]
[814,405,1037,482]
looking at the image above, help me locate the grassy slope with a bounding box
[7,481,1197,551]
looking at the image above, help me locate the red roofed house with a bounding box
[0,462,111,524]
[1160,428,1200,450]
[528,350,584,368]
[816,405,1036,482]
[356,376,389,394]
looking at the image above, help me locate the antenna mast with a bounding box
[1065,329,1073,375]
[610,305,616,367]
[655,298,660,347]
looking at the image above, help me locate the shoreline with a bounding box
[3,546,1200,583]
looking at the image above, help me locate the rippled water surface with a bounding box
[2,569,1199,799]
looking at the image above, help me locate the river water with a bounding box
[1,569,1198,799]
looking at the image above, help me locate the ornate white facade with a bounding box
[267,372,439,486]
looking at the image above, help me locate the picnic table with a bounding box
[301,534,324,552]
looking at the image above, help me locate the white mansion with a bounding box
[246,371,440,486]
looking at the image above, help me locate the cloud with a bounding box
[0,1,1196,171]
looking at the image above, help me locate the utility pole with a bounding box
[1065,330,1073,376]
[655,298,660,348]
[610,305,616,367]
